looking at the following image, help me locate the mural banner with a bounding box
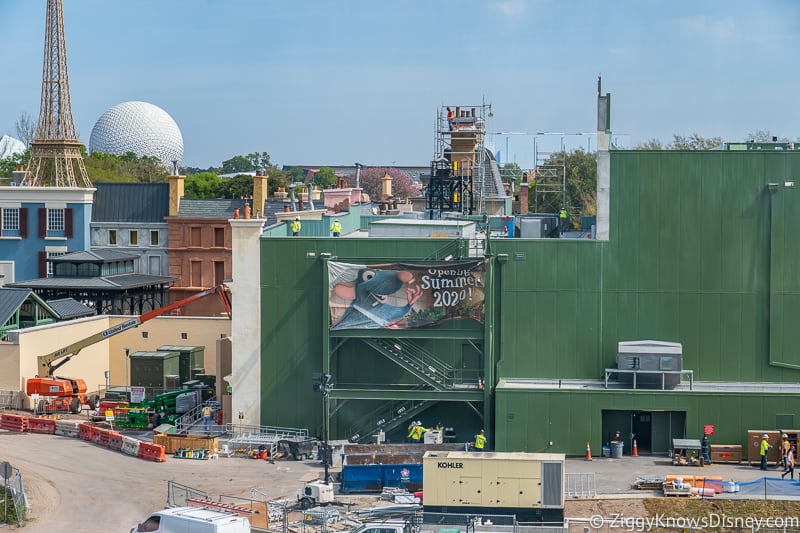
[329,260,486,330]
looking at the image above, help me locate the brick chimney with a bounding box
[519,172,530,214]
[253,171,268,217]
[168,174,185,216]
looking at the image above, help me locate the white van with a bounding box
[130,506,251,533]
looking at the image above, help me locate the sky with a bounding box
[1,0,798,170]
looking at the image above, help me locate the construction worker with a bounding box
[446,106,455,131]
[782,434,791,469]
[291,217,301,236]
[331,219,342,237]
[412,421,427,443]
[783,445,796,479]
[407,421,417,442]
[760,433,770,470]
[474,429,487,452]
[559,208,568,233]
[202,404,212,433]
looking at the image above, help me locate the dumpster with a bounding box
[278,438,318,461]
[341,454,423,493]
[610,441,624,458]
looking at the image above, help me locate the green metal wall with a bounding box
[492,150,800,383]
[259,237,478,434]
[495,388,800,456]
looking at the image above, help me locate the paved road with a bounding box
[0,429,323,532]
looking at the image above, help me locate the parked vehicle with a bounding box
[130,506,250,533]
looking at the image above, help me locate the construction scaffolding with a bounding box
[428,104,492,217]
[532,137,566,215]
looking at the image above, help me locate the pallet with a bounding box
[663,488,694,497]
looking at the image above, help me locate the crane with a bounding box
[27,284,232,414]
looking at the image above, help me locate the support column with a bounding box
[229,217,266,427]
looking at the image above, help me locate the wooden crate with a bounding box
[154,434,218,454]
[746,430,781,465]
[710,444,742,463]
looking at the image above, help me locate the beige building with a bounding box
[0,314,230,409]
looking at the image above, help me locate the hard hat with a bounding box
[480,429,485,434]
[295,217,299,220]
[784,434,789,438]
[763,434,769,438]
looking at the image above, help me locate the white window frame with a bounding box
[2,207,20,233]
[47,208,65,232]
[45,246,68,277]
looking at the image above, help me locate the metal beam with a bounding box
[330,329,483,340]
[329,388,485,401]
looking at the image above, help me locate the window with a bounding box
[190,227,201,247]
[181,332,188,340]
[191,260,202,287]
[2,208,19,233]
[109,230,117,245]
[214,261,225,285]
[150,230,159,246]
[214,227,225,247]
[130,230,138,245]
[46,249,67,277]
[47,208,65,232]
[142,331,149,339]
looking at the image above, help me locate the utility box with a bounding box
[424,430,443,444]
[422,451,564,523]
[157,345,205,385]
[616,340,683,389]
[130,350,180,389]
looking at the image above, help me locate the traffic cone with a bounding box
[585,441,592,461]
[632,439,639,457]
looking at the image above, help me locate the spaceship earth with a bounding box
[89,101,184,171]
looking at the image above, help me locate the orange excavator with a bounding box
[27,284,232,414]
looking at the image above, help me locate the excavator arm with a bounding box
[37,284,232,377]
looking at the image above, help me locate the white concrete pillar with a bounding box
[229,217,266,427]
[596,131,610,241]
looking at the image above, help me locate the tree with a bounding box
[221,155,255,174]
[314,167,337,188]
[0,150,30,179]
[185,172,222,198]
[245,151,271,170]
[500,162,523,182]
[634,138,665,150]
[537,149,597,216]
[218,174,253,199]
[747,130,788,143]
[670,133,722,150]
[358,167,421,200]
[15,112,36,147]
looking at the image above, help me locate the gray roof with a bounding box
[10,273,175,291]
[176,198,249,218]
[46,298,96,319]
[0,288,35,325]
[52,249,139,263]
[93,183,170,223]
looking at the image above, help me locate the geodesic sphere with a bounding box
[89,101,184,171]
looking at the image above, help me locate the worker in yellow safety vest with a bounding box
[559,208,568,232]
[411,421,427,443]
[474,429,487,452]
[291,217,301,236]
[331,219,342,237]
[202,405,212,432]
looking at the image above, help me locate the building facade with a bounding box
[0,187,93,285]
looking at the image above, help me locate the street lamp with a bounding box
[124,346,130,398]
[312,372,332,483]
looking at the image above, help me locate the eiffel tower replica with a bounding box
[26,0,91,188]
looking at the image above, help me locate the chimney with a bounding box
[519,172,530,215]
[168,174,185,216]
[381,172,392,201]
[253,171,268,217]
[244,203,251,219]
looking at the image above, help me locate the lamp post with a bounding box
[312,372,332,483]
[124,346,130,399]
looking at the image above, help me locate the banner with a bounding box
[329,260,486,330]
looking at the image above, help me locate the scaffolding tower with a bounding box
[532,137,566,215]
[428,104,492,218]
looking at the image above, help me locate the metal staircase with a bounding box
[343,396,435,443]
[363,338,455,390]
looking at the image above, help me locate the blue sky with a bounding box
[1,0,798,169]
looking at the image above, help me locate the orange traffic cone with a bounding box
[585,441,593,461]
[632,439,639,457]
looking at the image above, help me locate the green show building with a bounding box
[251,103,800,456]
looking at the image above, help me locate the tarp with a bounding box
[329,260,486,330]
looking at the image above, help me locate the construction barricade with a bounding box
[139,441,167,462]
[91,427,113,447]
[55,419,81,438]
[0,414,28,432]
[122,436,141,457]
[27,417,56,435]
[78,422,94,441]
[107,431,124,451]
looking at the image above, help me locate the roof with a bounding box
[0,288,35,325]
[45,298,96,319]
[92,182,170,223]
[176,198,249,218]
[9,273,175,291]
[51,249,139,263]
